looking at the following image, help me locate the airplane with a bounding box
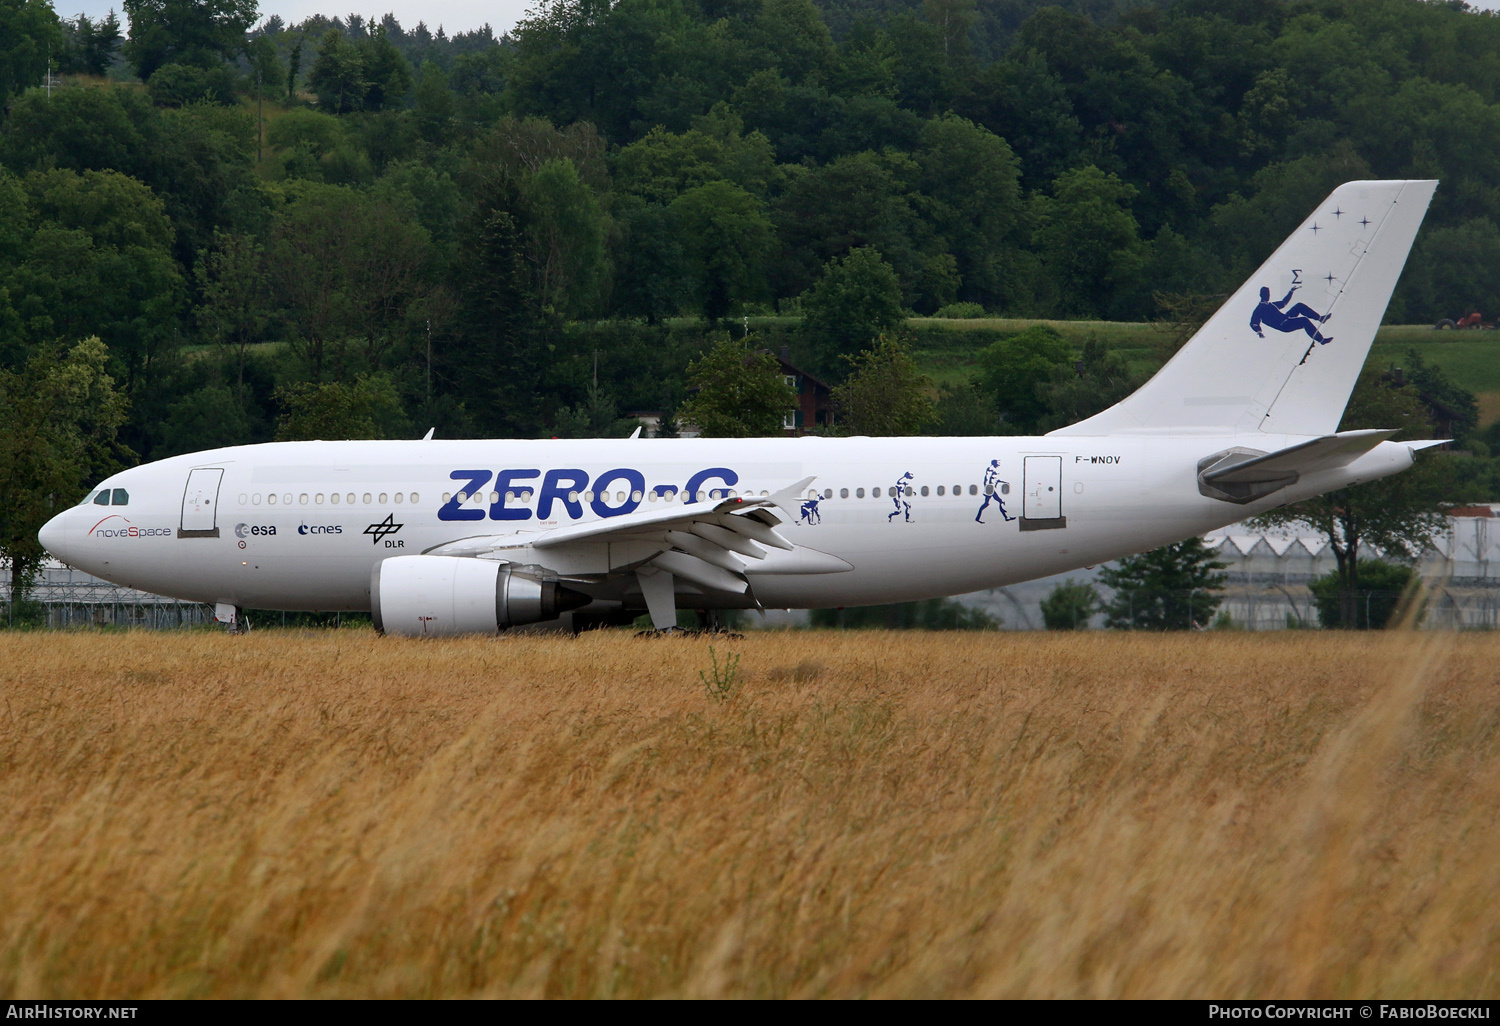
[38,180,1442,636]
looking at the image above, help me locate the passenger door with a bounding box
[1020,456,1066,530]
[180,468,224,538]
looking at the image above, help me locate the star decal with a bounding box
[1333,207,1344,218]
[1360,216,1371,227]
[1324,272,1337,284]
[1309,222,1321,233]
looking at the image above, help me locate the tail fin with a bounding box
[1050,180,1437,437]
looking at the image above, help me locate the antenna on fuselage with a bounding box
[421,427,435,441]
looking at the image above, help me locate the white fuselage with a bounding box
[39,434,1414,613]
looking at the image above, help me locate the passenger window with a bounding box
[93,489,110,505]
[840,488,848,498]
[920,486,929,497]
[856,488,865,498]
[410,492,419,504]
[395,493,404,504]
[969,484,978,495]
[112,488,129,506]
[873,487,881,497]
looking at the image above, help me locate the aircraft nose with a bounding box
[38,510,70,564]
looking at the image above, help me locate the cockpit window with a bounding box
[92,489,110,506]
[111,488,129,506]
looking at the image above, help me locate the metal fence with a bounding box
[2,563,213,630]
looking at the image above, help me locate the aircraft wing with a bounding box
[423,475,852,597]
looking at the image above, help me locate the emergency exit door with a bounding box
[1020,455,1066,531]
[179,468,223,537]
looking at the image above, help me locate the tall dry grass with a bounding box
[0,627,1497,998]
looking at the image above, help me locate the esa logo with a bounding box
[297,524,343,536]
[234,523,277,538]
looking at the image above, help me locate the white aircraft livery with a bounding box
[39,180,1441,635]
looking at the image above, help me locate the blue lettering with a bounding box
[651,485,678,498]
[537,468,589,520]
[685,467,739,502]
[490,469,540,521]
[590,469,646,518]
[439,470,492,521]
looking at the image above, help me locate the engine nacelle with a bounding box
[371,555,590,637]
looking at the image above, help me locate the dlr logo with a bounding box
[437,468,740,522]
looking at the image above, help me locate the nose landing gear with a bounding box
[214,601,247,635]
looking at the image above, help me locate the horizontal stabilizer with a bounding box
[1198,429,1394,504]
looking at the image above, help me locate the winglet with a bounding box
[422,427,435,441]
[768,476,818,520]
[629,425,642,439]
[1407,439,1449,452]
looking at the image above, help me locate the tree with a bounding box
[1098,538,1227,631]
[414,61,457,145]
[306,28,366,114]
[1308,560,1414,630]
[913,114,1023,309]
[1251,369,1458,629]
[445,198,543,436]
[8,168,184,395]
[521,158,610,320]
[551,383,640,438]
[121,0,258,81]
[976,325,1072,434]
[676,336,796,438]
[268,183,432,380]
[831,334,936,435]
[669,182,775,325]
[611,199,686,325]
[799,246,905,363]
[273,373,406,441]
[1041,579,1097,629]
[0,337,131,596]
[1037,337,1138,432]
[0,0,60,107]
[195,230,269,393]
[358,26,412,111]
[929,381,1003,436]
[1031,165,1147,319]
[61,11,123,76]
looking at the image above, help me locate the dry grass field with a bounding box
[1,628,1497,998]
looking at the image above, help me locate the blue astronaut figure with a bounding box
[1250,285,1332,344]
[975,460,1015,523]
[798,496,822,524]
[888,471,914,522]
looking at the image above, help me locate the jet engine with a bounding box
[371,555,590,637]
